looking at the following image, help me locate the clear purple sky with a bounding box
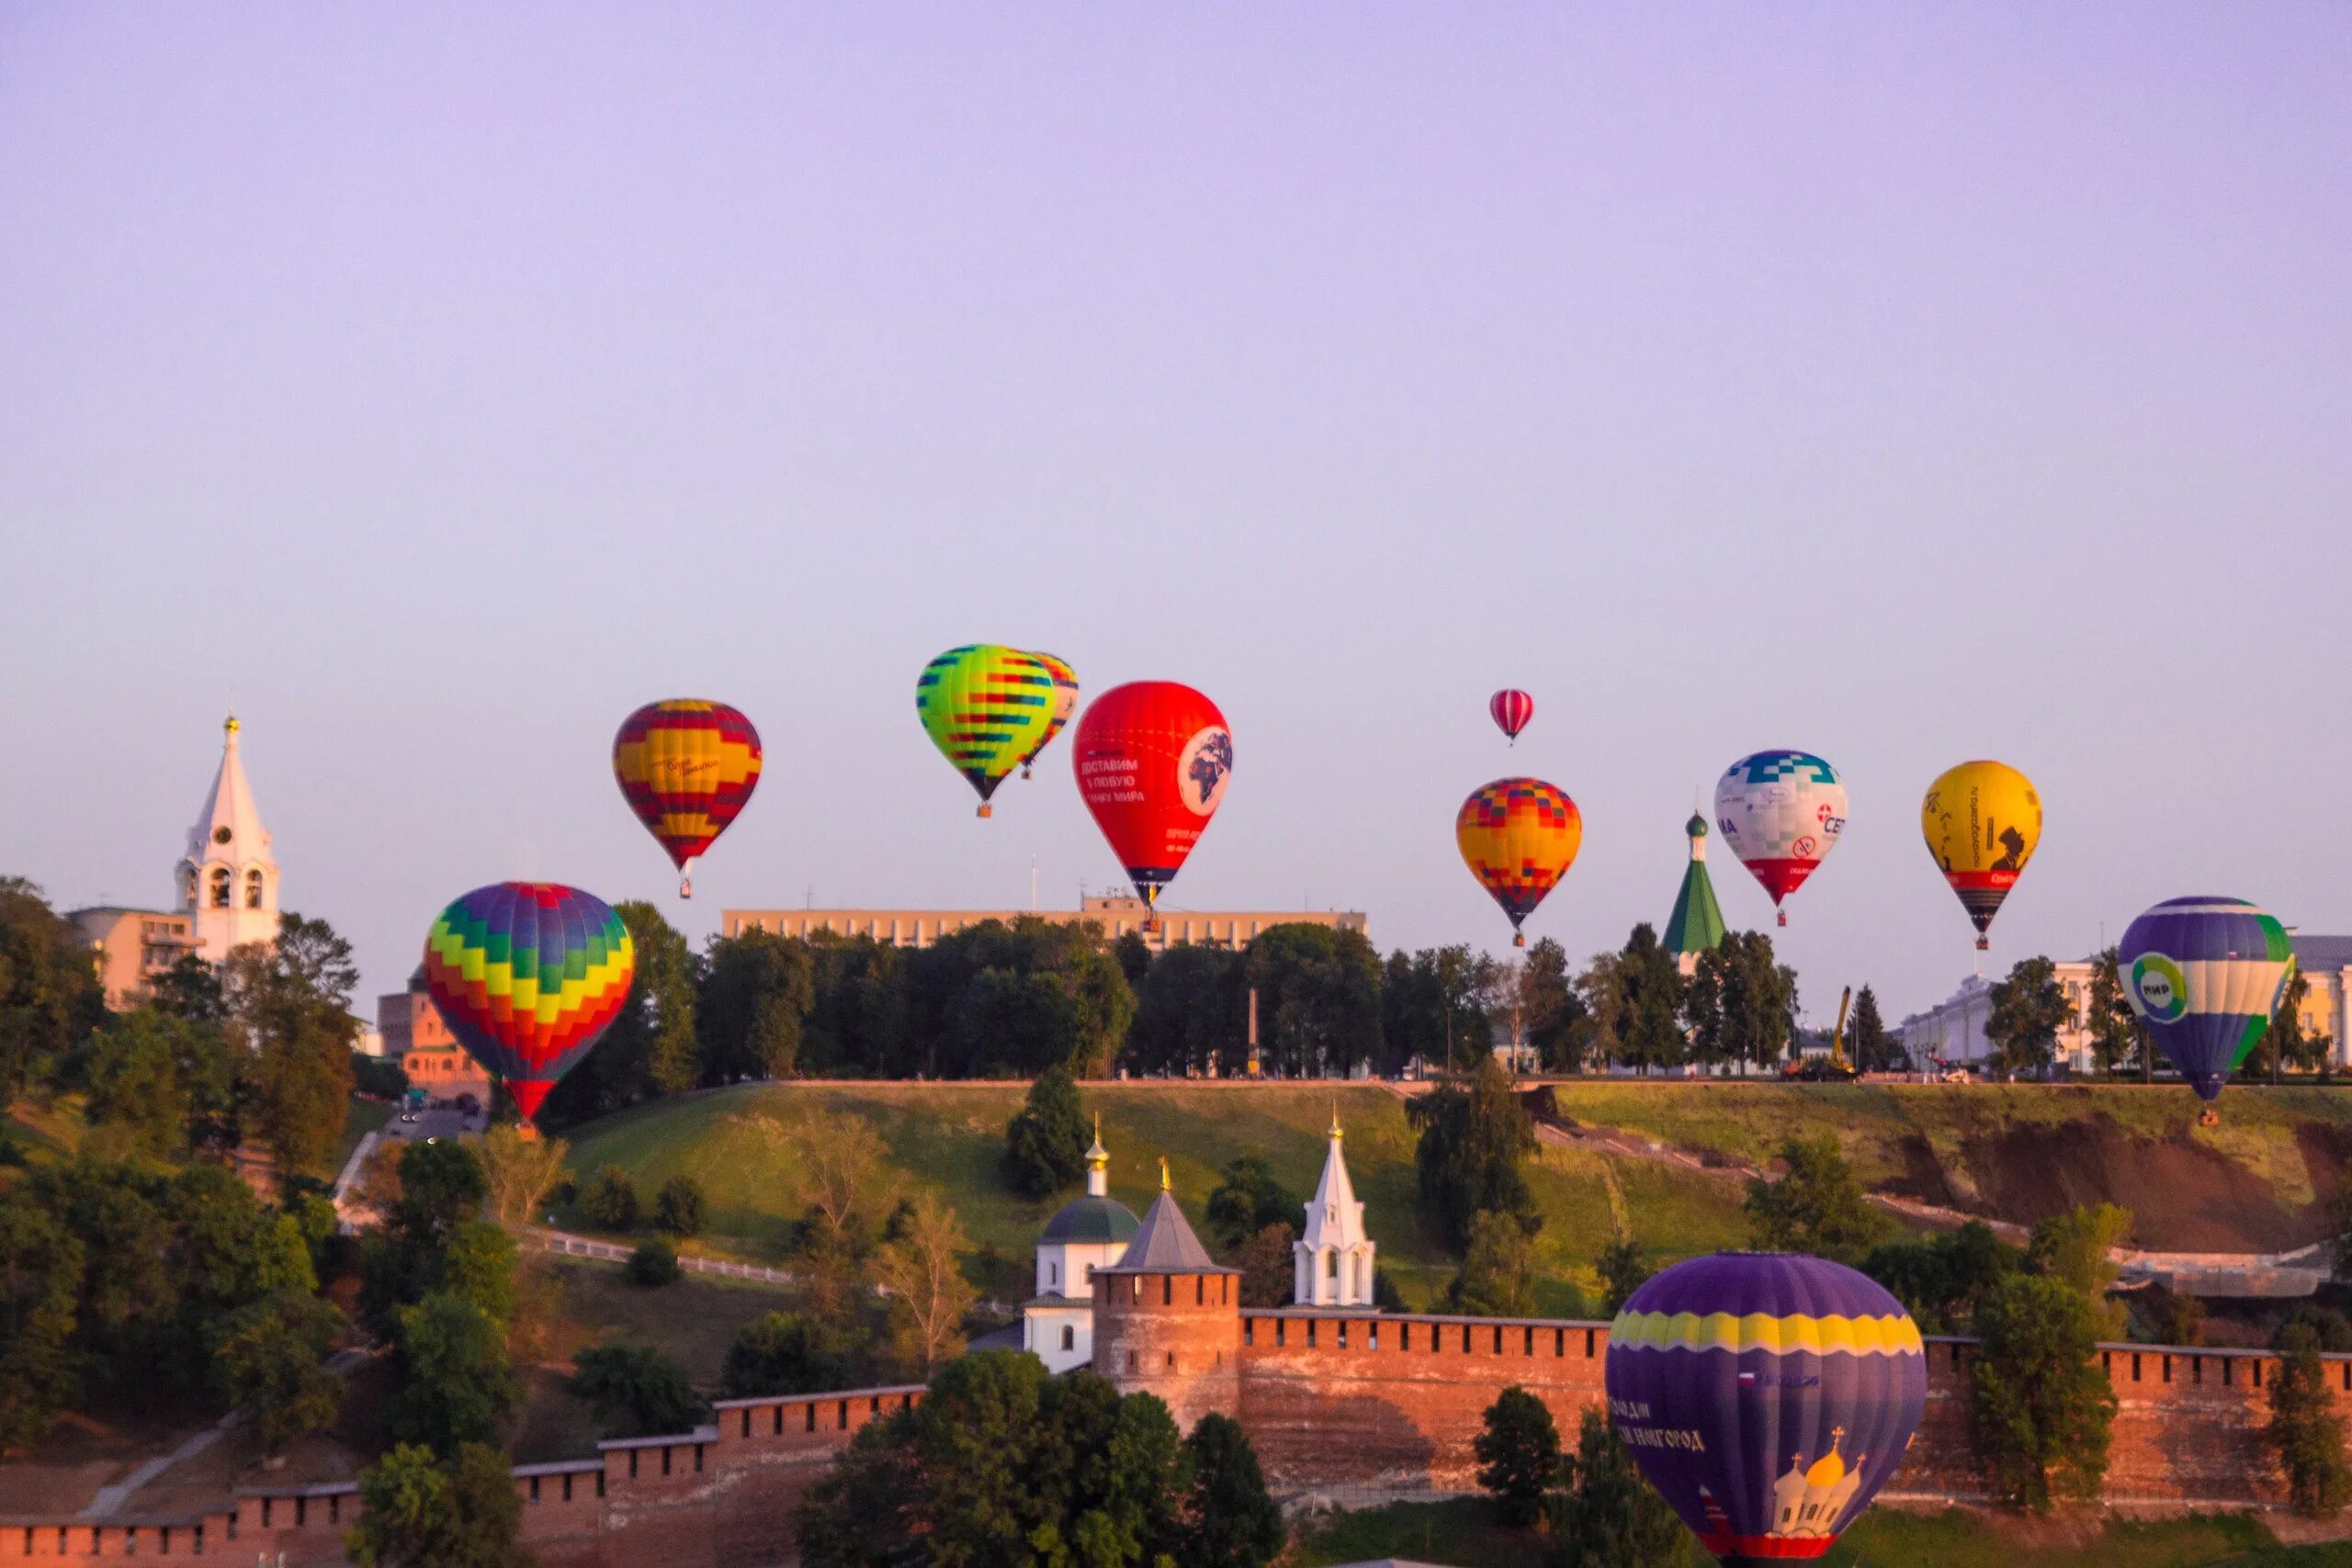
[5,5,2347,1023]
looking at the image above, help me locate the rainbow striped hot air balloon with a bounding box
[423,883,635,1124]
[1456,777,1582,947]
[1607,1253,1927,1568]
[2120,896,2293,1113]
[613,699,763,897]
[916,644,1057,817]
[1018,651,1080,779]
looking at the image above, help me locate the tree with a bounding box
[2267,964,2332,1077]
[1234,1223,1297,1309]
[874,1194,975,1371]
[572,1344,707,1439]
[1847,986,1900,1072]
[1716,930,1796,1070]
[1205,1152,1301,1253]
[1476,1385,1560,1526]
[1598,1239,1656,1316]
[1680,949,1728,1074]
[723,1311,856,1398]
[0,1192,84,1453]
[398,1137,488,1240]
[628,1238,681,1287]
[1548,1408,1690,1568]
[346,1441,530,1568]
[1615,925,1685,1075]
[1519,938,1589,1074]
[544,902,700,1121]
[2129,1284,2205,1348]
[1180,1411,1284,1568]
[2084,949,2140,1077]
[756,1108,891,1254]
[2269,1322,2352,1518]
[476,1125,569,1231]
[1970,1272,2116,1510]
[1862,1220,2018,1334]
[1446,1208,1536,1317]
[1984,956,2068,1077]
[82,1010,219,1159]
[797,1354,1192,1568]
[2024,1202,2131,1338]
[1743,1134,1892,1265]
[0,878,103,1106]
[1243,923,1384,1078]
[900,919,1135,1078]
[212,1289,344,1455]
[654,1175,707,1237]
[1125,942,1243,1077]
[220,912,359,1178]
[1002,1065,1090,1201]
[582,1166,640,1232]
[388,1291,520,1456]
[1410,1055,1540,1250]
[697,928,817,1083]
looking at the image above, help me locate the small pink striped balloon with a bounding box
[1488,689,1534,745]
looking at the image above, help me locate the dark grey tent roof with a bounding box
[1096,1189,1238,1275]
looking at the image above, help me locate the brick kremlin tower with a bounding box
[1663,809,1726,977]
[1091,1160,1240,1429]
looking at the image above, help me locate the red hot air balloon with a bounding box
[1072,682,1231,928]
[1489,689,1534,746]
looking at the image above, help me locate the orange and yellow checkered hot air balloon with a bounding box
[613,700,763,897]
[1457,777,1583,947]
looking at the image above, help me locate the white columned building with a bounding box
[1023,1118,1139,1373]
[178,714,280,960]
[1295,1109,1376,1308]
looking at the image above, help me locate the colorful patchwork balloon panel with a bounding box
[423,882,635,1122]
[612,699,763,871]
[1606,1253,1927,1567]
[1455,777,1582,931]
[916,644,1057,807]
[1716,750,1847,908]
[2119,896,2292,1102]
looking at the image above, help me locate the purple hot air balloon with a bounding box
[2119,896,2293,1110]
[1605,1253,1927,1567]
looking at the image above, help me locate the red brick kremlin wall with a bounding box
[9,1310,2350,1565]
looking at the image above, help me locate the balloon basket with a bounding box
[1021,764,1034,779]
[679,876,693,899]
[1777,910,1788,928]
[2199,1108,2221,1128]
[1512,932,1526,948]
[516,1122,540,1144]
[1974,936,1988,953]
[978,803,992,818]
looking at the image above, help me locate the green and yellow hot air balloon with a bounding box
[916,644,1057,817]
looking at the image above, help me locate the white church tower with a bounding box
[178,714,279,960]
[1295,1107,1376,1307]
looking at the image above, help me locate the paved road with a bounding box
[380,1103,486,1143]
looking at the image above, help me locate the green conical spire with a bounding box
[1664,809,1726,965]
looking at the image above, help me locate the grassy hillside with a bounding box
[556,1080,2352,1309]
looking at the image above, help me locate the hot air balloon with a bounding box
[1071,681,1231,926]
[422,883,635,1125]
[916,645,1057,817]
[1018,651,1081,779]
[1716,750,1847,926]
[1920,761,2040,952]
[2120,896,2292,1121]
[1607,1253,1927,1568]
[1488,689,1534,746]
[1456,778,1581,947]
[613,700,763,897]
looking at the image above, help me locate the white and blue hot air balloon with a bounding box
[2118,896,2292,1115]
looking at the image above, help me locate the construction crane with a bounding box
[1830,986,1854,1071]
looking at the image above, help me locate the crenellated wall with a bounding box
[10,1307,2351,1566]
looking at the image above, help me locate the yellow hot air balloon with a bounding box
[1920,761,2041,951]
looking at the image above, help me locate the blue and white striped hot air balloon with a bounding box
[2119,897,2292,1106]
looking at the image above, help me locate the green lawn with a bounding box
[1284,1499,2352,1568]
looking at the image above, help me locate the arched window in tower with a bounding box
[244,868,265,909]
[179,865,198,908]
[209,867,232,908]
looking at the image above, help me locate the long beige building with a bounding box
[723,893,1366,952]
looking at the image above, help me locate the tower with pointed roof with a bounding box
[1091,1161,1240,1427]
[1664,810,1726,977]
[1294,1108,1376,1307]
[1023,1116,1141,1372]
[178,714,279,961]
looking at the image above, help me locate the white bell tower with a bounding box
[178,713,280,960]
[1295,1106,1377,1307]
